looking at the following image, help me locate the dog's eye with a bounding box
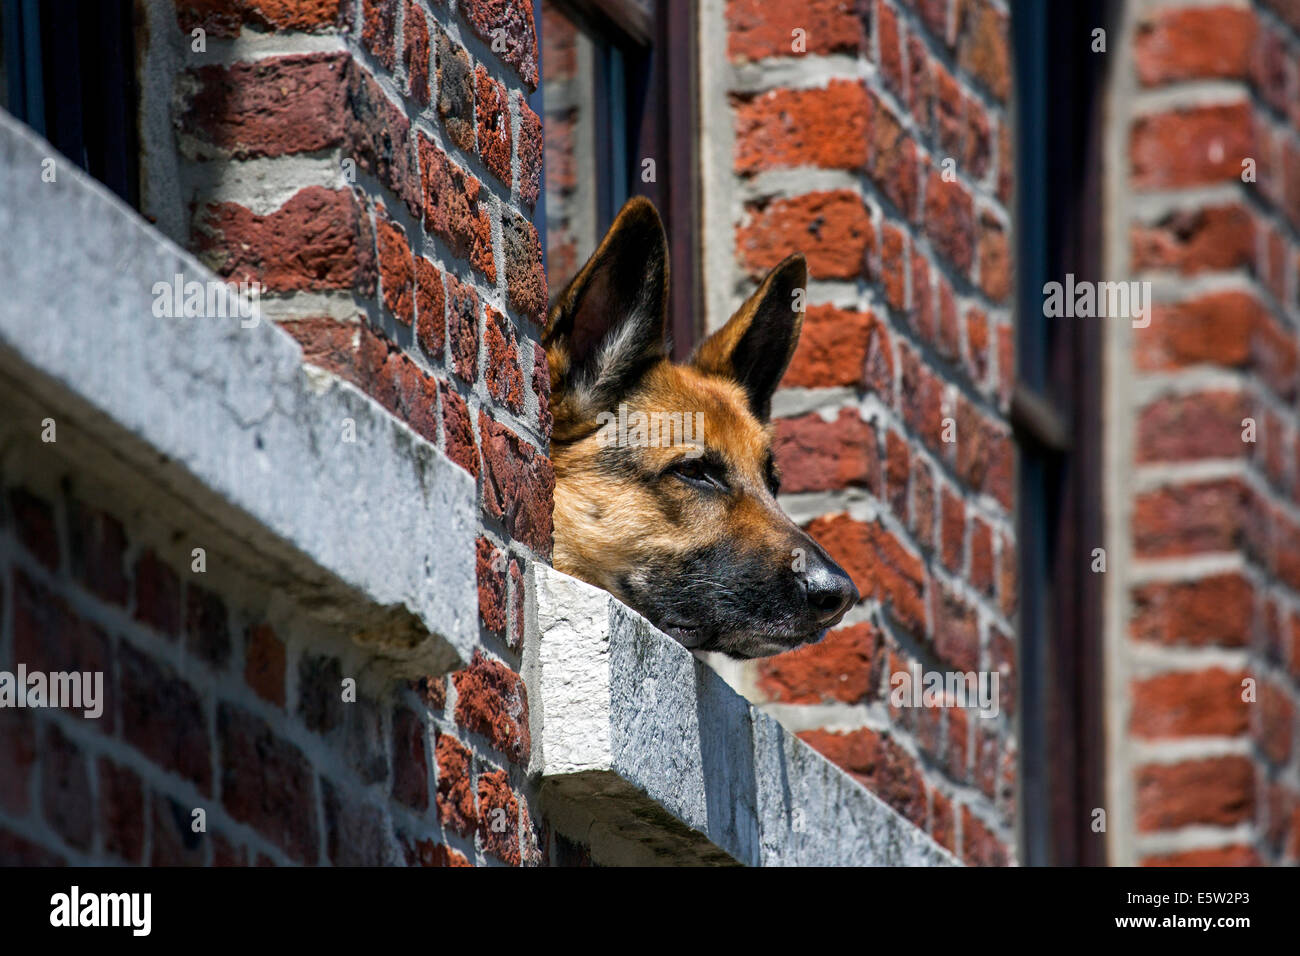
[669,458,729,492]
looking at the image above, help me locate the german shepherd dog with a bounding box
[544,197,859,659]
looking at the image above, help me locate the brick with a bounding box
[884,429,909,518]
[442,272,480,384]
[177,53,350,159]
[344,64,421,216]
[1130,102,1254,189]
[435,28,476,153]
[954,397,1014,510]
[969,515,993,593]
[733,80,871,175]
[1133,478,1249,558]
[518,97,543,207]
[866,92,919,220]
[403,1,431,106]
[68,501,128,606]
[8,488,58,570]
[1138,292,1295,399]
[97,758,144,863]
[965,306,989,384]
[322,778,393,865]
[807,514,926,637]
[977,210,1010,302]
[41,724,92,851]
[361,0,398,68]
[1135,6,1256,86]
[876,0,905,94]
[435,732,477,835]
[756,622,882,704]
[781,305,874,389]
[1131,573,1253,648]
[452,650,531,763]
[151,794,205,866]
[1136,756,1254,831]
[478,768,521,864]
[961,805,1009,866]
[245,623,286,707]
[418,135,495,279]
[930,786,955,852]
[532,344,552,435]
[988,627,1015,715]
[219,702,319,863]
[1256,681,1295,765]
[460,0,540,88]
[502,209,547,325]
[376,215,415,326]
[1136,391,1250,463]
[1131,206,1254,275]
[476,536,508,636]
[439,382,480,478]
[880,223,907,312]
[404,838,473,867]
[120,642,211,792]
[940,485,963,571]
[414,256,446,358]
[196,187,377,293]
[1143,845,1262,866]
[957,0,1010,101]
[773,409,879,494]
[0,709,35,816]
[12,570,114,730]
[392,706,430,811]
[737,190,872,280]
[726,0,867,61]
[933,586,978,672]
[185,583,231,668]
[910,458,936,551]
[134,549,181,638]
[475,64,513,187]
[1131,668,1249,738]
[923,169,974,273]
[175,0,346,37]
[478,412,554,555]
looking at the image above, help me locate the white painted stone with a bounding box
[0,112,477,676]
[529,564,960,867]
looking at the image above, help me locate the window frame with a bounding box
[1011,0,1114,867]
[540,0,701,358]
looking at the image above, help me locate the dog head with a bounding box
[544,197,859,659]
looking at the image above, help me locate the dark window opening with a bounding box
[1,0,139,208]
[540,0,700,357]
[1012,0,1113,867]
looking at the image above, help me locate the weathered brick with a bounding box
[219,702,319,862]
[417,135,495,279]
[477,768,521,864]
[478,412,554,555]
[757,622,881,704]
[739,191,873,280]
[1131,668,1249,738]
[475,64,512,187]
[773,409,879,494]
[1136,756,1255,831]
[733,81,871,175]
[1135,6,1256,86]
[376,214,415,326]
[452,650,530,763]
[120,642,211,792]
[460,0,539,88]
[726,0,867,61]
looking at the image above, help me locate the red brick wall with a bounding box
[1110,0,1300,866]
[706,0,1017,864]
[0,0,557,866]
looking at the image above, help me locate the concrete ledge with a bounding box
[526,564,959,866]
[0,110,477,676]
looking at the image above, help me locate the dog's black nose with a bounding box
[803,557,859,626]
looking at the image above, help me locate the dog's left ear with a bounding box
[693,254,807,420]
[544,197,669,415]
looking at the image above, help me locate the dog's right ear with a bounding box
[545,197,668,415]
